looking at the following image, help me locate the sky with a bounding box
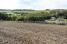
[0,0,67,10]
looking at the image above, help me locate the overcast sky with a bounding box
[0,0,67,10]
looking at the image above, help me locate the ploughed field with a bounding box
[0,21,67,44]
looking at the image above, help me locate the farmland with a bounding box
[0,21,67,44]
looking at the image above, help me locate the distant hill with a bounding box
[0,9,35,12]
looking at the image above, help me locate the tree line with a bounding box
[0,9,67,21]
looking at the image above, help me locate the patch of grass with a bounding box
[64,19,67,22]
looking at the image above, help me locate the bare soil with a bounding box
[0,21,67,44]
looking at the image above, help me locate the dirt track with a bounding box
[0,21,67,44]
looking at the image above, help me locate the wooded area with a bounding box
[0,9,67,21]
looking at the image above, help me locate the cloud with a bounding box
[30,0,67,9]
[0,0,19,9]
[0,0,67,9]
